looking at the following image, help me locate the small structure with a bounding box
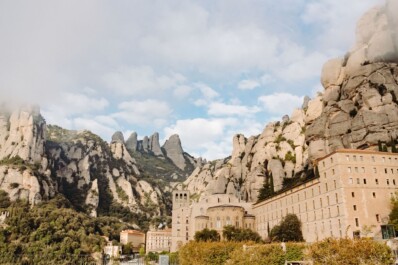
[146,228,172,253]
[103,241,120,259]
[120,229,145,252]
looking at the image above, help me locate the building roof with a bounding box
[207,204,244,210]
[194,215,209,219]
[120,229,145,235]
[315,148,398,163]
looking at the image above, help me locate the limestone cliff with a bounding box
[184,0,398,203]
[0,108,194,227]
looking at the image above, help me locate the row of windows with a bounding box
[320,154,398,170]
[348,178,396,185]
[347,167,398,174]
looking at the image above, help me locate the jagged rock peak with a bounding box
[162,134,186,170]
[149,132,163,156]
[126,132,138,152]
[111,131,124,143]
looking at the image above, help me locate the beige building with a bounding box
[120,230,145,252]
[146,229,172,253]
[171,191,254,252]
[254,149,398,242]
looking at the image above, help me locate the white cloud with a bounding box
[237,79,260,90]
[73,117,116,141]
[114,99,172,127]
[259,93,304,116]
[164,117,263,160]
[207,102,260,117]
[197,83,219,99]
[173,85,193,99]
[102,66,186,96]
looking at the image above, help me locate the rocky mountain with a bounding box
[183,0,398,203]
[0,107,199,229]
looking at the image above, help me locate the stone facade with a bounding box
[254,149,398,242]
[171,191,254,252]
[120,230,145,252]
[146,229,172,253]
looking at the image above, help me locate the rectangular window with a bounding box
[323,161,325,167]
[376,179,379,185]
[348,167,352,173]
[331,157,333,163]
[355,167,358,173]
[352,192,355,198]
[356,178,360,184]
[332,169,335,175]
[394,180,396,185]
[372,156,375,162]
[336,193,339,203]
[334,180,337,189]
[346,155,350,161]
[363,179,367,184]
[361,167,365,173]
[353,155,357,161]
[349,178,353,184]
[355,218,359,227]
[387,179,390,185]
[353,205,357,211]
[373,192,376,198]
[360,156,363,161]
[376,214,380,222]
[325,183,328,192]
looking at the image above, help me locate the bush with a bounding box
[194,228,220,242]
[222,225,262,242]
[179,241,242,265]
[306,238,394,265]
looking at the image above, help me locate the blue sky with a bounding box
[0,0,382,159]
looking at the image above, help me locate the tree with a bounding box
[269,214,304,242]
[194,228,220,242]
[258,173,274,201]
[0,190,10,208]
[389,193,398,233]
[222,225,262,242]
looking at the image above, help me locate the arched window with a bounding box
[226,216,231,225]
[216,217,221,228]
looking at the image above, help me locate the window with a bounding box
[385,168,388,174]
[360,156,363,161]
[327,196,330,205]
[323,161,325,167]
[335,193,339,203]
[352,192,355,198]
[337,206,340,216]
[376,214,380,222]
[394,180,396,185]
[349,178,353,184]
[376,179,379,185]
[355,167,358,173]
[356,178,360,184]
[346,155,350,161]
[361,167,365,173]
[355,218,359,227]
[387,179,390,185]
[216,217,221,228]
[372,156,375,162]
[325,183,328,191]
[348,167,352,173]
[331,157,333,163]
[334,180,337,189]
[363,179,367,184]
[332,169,335,175]
[383,157,386,162]
[373,192,376,198]
[353,155,357,161]
[353,205,357,211]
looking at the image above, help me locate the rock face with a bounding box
[184,1,398,203]
[162,134,186,170]
[0,107,194,225]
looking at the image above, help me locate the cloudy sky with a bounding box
[0,0,382,159]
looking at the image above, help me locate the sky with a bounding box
[0,0,383,160]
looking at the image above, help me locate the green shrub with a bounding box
[306,238,394,265]
[179,241,242,265]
